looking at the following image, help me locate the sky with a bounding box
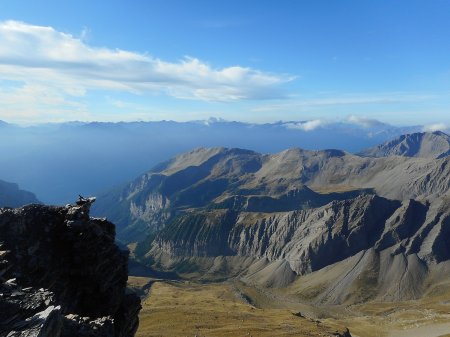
[0,0,450,126]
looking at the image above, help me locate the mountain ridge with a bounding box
[0,179,40,207]
[359,131,450,159]
[93,132,450,243]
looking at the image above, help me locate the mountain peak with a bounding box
[359,131,450,159]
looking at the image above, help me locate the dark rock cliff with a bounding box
[0,198,141,337]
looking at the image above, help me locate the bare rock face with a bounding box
[149,194,450,302]
[0,198,141,337]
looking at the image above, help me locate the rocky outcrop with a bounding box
[0,198,141,337]
[0,179,40,208]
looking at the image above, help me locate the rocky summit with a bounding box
[0,198,141,337]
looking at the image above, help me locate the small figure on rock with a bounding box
[76,195,96,206]
[77,195,87,205]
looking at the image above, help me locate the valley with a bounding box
[116,131,450,336]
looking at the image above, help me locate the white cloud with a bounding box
[346,115,385,128]
[0,20,293,103]
[422,123,447,132]
[284,119,328,131]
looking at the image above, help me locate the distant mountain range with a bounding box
[94,131,450,241]
[92,131,450,305]
[0,118,430,204]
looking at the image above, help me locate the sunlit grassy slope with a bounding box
[135,281,350,337]
[128,274,450,337]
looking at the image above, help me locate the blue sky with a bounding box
[0,0,450,126]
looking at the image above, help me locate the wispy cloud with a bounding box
[0,83,88,123]
[283,116,385,132]
[284,119,328,131]
[0,20,293,104]
[422,123,448,132]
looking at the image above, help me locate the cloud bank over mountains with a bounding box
[422,123,448,132]
[284,119,329,131]
[0,20,292,101]
[281,116,403,132]
[0,20,294,122]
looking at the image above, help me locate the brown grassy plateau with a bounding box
[128,276,450,337]
[131,279,349,337]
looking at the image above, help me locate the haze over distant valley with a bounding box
[0,118,429,204]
